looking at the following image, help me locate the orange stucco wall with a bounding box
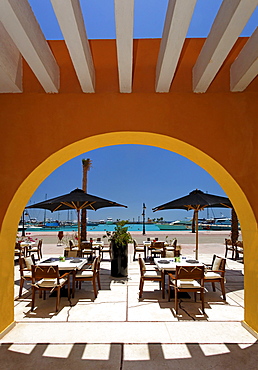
[0,39,257,336]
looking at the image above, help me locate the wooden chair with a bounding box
[133,239,146,260]
[164,239,181,258]
[149,241,165,259]
[15,241,24,258]
[138,256,164,298]
[31,265,70,311]
[64,240,79,257]
[18,254,35,297]
[79,241,95,260]
[168,265,205,314]
[204,255,226,300]
[224,238,235,259]
[100,243,111,260]
[26,239,43,260]
[72,256,101,298]
[235,241,244,260]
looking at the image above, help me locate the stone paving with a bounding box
[1,236,258,369]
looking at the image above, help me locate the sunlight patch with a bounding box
[82,344,111,360]
[238,343,254,349]
[124,344,150,360]
[199,344,230,356]
[162,344,192,359]
[43,344,73,358]
[8,344,36,355]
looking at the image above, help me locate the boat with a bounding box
[156,220,192,231]
[87,221,99,226]
[18,223,27,232]
[106,218,113,225]
[44,221,60,228]
[26,225,43,230]
[201,218,235,231]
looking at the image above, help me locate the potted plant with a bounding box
[106,220,133,277]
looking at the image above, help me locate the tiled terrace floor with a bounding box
[1,250,257,369]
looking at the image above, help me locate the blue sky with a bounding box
[26,1,258,223]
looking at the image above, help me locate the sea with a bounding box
[26,223,160,233]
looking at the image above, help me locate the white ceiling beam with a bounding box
[51,0,95,93]
[193,0,258,93]
[230,27,258,92]
[156,0,197,93]
[0,21,22,93]
[114,0,134,93]
[0,0,59,93]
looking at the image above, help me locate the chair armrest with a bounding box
[60,272,71,279]
[145,268,158,271]
[210,269,224,274]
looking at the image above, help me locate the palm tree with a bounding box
[231,207,239,245]
[81,158,92,241]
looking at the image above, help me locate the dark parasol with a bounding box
[26,188,127,244]
[153,189,232,259]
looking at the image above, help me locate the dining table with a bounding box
[80,240,104,256]
[143,240,169,259]
[38,256,87,271]
[92,240,104,256]
[154,257,204,298]
[20,241,36,256]
[37,256,88,296]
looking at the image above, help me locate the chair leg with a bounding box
[175,289,178,314]
[161,272,165,299]
[67,280,70,300]
[168,281,171,302]
[31,287,35,311]
[72,274,75,298]
[97,274,101,290]
[212,282,216,292]
[139,279,144,298]
[220,279,226,300]
[201,290,205,313]
[92,278,97,298]
[56,288,60,312]
[19,278,24,297]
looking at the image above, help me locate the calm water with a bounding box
[26,223,160,233]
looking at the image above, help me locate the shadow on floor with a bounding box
[0,341,257,370]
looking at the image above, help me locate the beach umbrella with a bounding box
[152,189,232,260]
[26,188,127,244]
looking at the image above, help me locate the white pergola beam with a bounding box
[0,0,59,93]
[51,0,95,93]
[193,0,258,93]
[114,0,134,93]
[230,27,258,92]
[156,0,197,93]
[0,21,22,93]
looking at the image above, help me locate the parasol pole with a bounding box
[77,209,81,246]
[195,209,199,260]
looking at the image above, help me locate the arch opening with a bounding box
[0,131,257,335]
